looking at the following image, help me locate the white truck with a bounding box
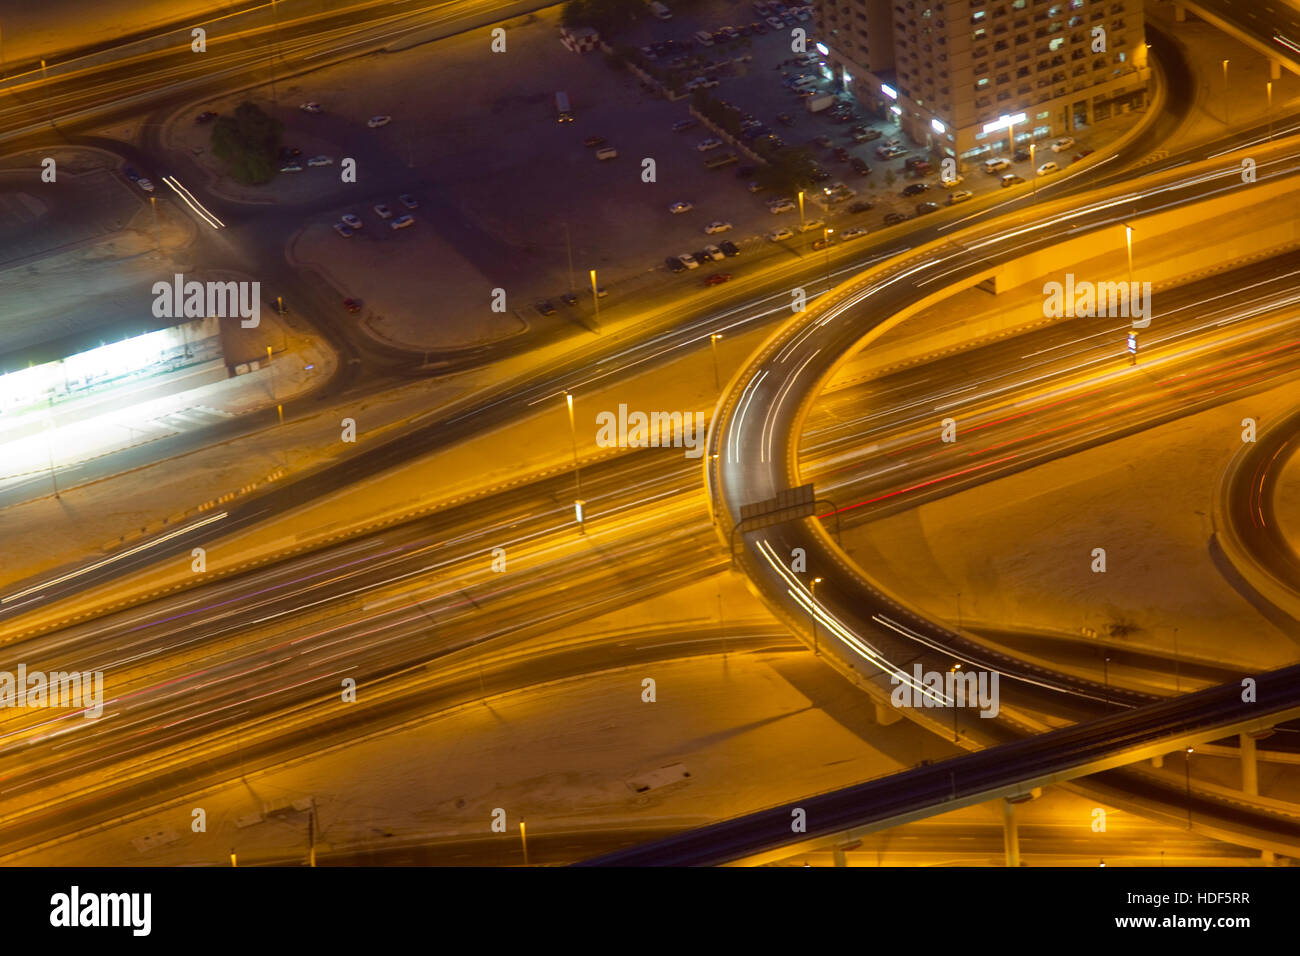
[806,93,836,113]
[649,1,672,19]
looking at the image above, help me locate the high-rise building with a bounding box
[815,0,1150,165]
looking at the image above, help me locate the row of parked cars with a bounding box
[331,194,419,237]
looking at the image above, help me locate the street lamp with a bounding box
[950,662,962,742]
[1221,59,1230,126]
[710,333,723,390]
[1267,80,1274,140]
[797,189,806,230]
[267,345,282,424]
[589,268,600,328]
[823,226,834,284]
[564,391,583,530]
[809,577,823,656]
[1029,143,1037,200]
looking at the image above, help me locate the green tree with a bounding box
[210,101,282,185]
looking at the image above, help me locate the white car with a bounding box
[796,218,826,233]
[136,178,155,192]
[399,193,419,209]
[767,227,795,241]
[307,155,333,167]
[279,163,303,173]
[765,15,784,29]
[678,253,700,270]
[947,189,974,204]
[373,204,394,219]
[941,174,964,188]
[367,114,392,128]
[696,138,723,152]
[704,221,733,234]
[390,214,415,230]
[983,157,1011,173]
[702,244,726,261]
[332,222,353,238]
[767,199,796,213]
[840,226,869,240]
[1036,161,1059,176]
[669,201,694,214]
[341,213,363,229]
[300,102,323,113]
[1051,137,1075,153]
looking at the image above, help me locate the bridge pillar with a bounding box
[831,846,847,867]
[1239,732,1259,796]
[1001,798,1020,867]
[1151,753,1164,769]
[874,700,902,726]
[1173,3,1186,22]
[1270,58,1283,81]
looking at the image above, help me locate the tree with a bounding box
[210,101,282,185]
[755,147,818,194]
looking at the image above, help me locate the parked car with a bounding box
[702,244,726,261]
[373,203,394,219]
[915,201,940,215]
[767,199,797,213]
[718,239,741,256]
[279,163,303,173]
[367,114,392,128]
[669,200,694,214]
[901,182,930,197]
[1001,173,1026,187]
[672,118,698,132]
[399,193,419,209]
[307,155,333,167]
[332,222,353,238]
[840,226,869,240]
[848,200,875,214]
[941,174,964,187]
[677,253,700,270]
[536,301,557,316]
[984,157,1012,173]
[666,256,687,273]
[947,189,974,204]
[390,214,415,230]
[341,213,363,229]
[1013,147,1032,162]
[584,135,607,147]
[696,138,723,152]
[560,292,579,306]
[767,227,795,241]
[796,218,826,233]
[279,146,302,159]
[1036,161,1059,175]
[704,221,733,234]
[811,237,832,250]
[850,157,871,176]
[883,212,910,225]
[1051,136,1075,153]
[300,102,323,113]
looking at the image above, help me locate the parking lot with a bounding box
[166,1,1098,346]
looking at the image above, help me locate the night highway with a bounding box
[0,0,1298,943]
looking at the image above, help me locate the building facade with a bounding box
[814,0,1150,166]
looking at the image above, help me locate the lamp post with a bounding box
[1267,80,1274,140]
[1221,59,1230,126]
[519,819,529,865]
[823,226,834,284]
[589,268,600,329]
[1029,143,1037,200]
[797,189,806,231]
[950,662,962,742]
[710,333,723,390]
[564,391,584,532]
[809,577,823,656]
